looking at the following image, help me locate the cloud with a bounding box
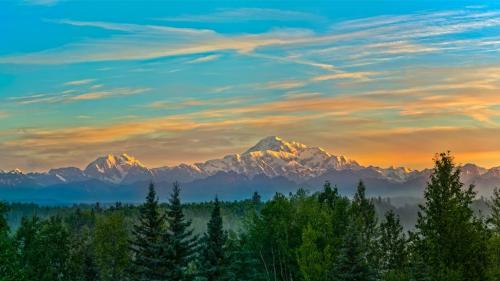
[22,0,60,6]
[4,9,499,66]
[64,79,96,86]
[10,87,151,104]
[264,80,307,90]
[186,54,221,64]
[311,72,379,82]
[2,63,500,170]
[2,8,500,171]
[157,8,326,23]
[146,97,249,110]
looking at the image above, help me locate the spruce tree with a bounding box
[164,182,197,281]
[0,202,23,281]
[412,152,489,281]
[130,183,166,281]
[198,197,227,281]
[378,210,409,280]
[490,188,500,232]
[16,215,41,279]
[486,188,500,280]
[37,216,71,281]
[351,181,378,267]
[332,222,376,281]
[224,233,263,281]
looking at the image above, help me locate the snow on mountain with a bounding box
[192,136,359,181]
[48,167,89,183]
[482,166,500,178]
[84,154,149,183]
[9,168,23,175]
[1,136,499,194]
[0,169,39,187]
[368,166,419,183]
[151,164,205,183]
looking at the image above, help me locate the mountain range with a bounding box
[1,136,498,204]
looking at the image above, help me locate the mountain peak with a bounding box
[84,153,147,183]
[9,168,23,175]
[244,136,307,154]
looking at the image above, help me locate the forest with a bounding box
[1,152,499,281]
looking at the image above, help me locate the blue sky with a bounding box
[1,0,500,171]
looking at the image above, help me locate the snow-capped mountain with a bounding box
[84,154,151,184]
[0,169,38,187]
[0,136,499,203]
[191,136,359,181]
[48,167,88,183]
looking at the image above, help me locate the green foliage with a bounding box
[66,208,98,281]
[412,152,489,281]
[130,183,166,281]
[0,202,23,281]
[223,232,264,281]
[332,222,376,281]
[198,197,228,281]
[378,210,409,280]
[35,216,71,281]
[164,182,198,281]
[298,224,332,281]
[486,235,500,281]
[486,189,500,281]
[247,192,302,281]
[0,152,498,281]
[351,181,379,267]
[491,188,500,233]
[94,212,131,281]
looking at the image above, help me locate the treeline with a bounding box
[0,152,499,281]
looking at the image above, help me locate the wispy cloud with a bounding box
[22,0,60,6]
[311,72,380,82]
[264,80,307,90]
[10,87,151,104]
[158,8,326,23]
[186,54,221,64]
[2,7,500,170]
[64,79,96,86]
[2,9,499,67]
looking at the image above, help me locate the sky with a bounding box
[1,0,500,171]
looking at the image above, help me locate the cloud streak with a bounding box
[2,8,499,67]
[158,8,326,23]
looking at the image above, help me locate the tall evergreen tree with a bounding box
[16,215,41,280]
[351,181,379,267]
[223,233,264,281]
[16,215,71,280]
[412,152,489,281]
[198,197,228,281]
[332,222,376,281]
[0,202,23,281]
[164,182,197,281]
[378,210,409,280]
[251,192,261,205]
[68,227,98,281]
[67,209,98,281]
[490,188,500,233]
[486,188,500,280]
[37,216,71,281]
[130,183,166,281]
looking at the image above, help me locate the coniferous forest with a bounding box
[1,153,500,281]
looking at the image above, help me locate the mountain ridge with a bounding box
[1,136,498,203]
